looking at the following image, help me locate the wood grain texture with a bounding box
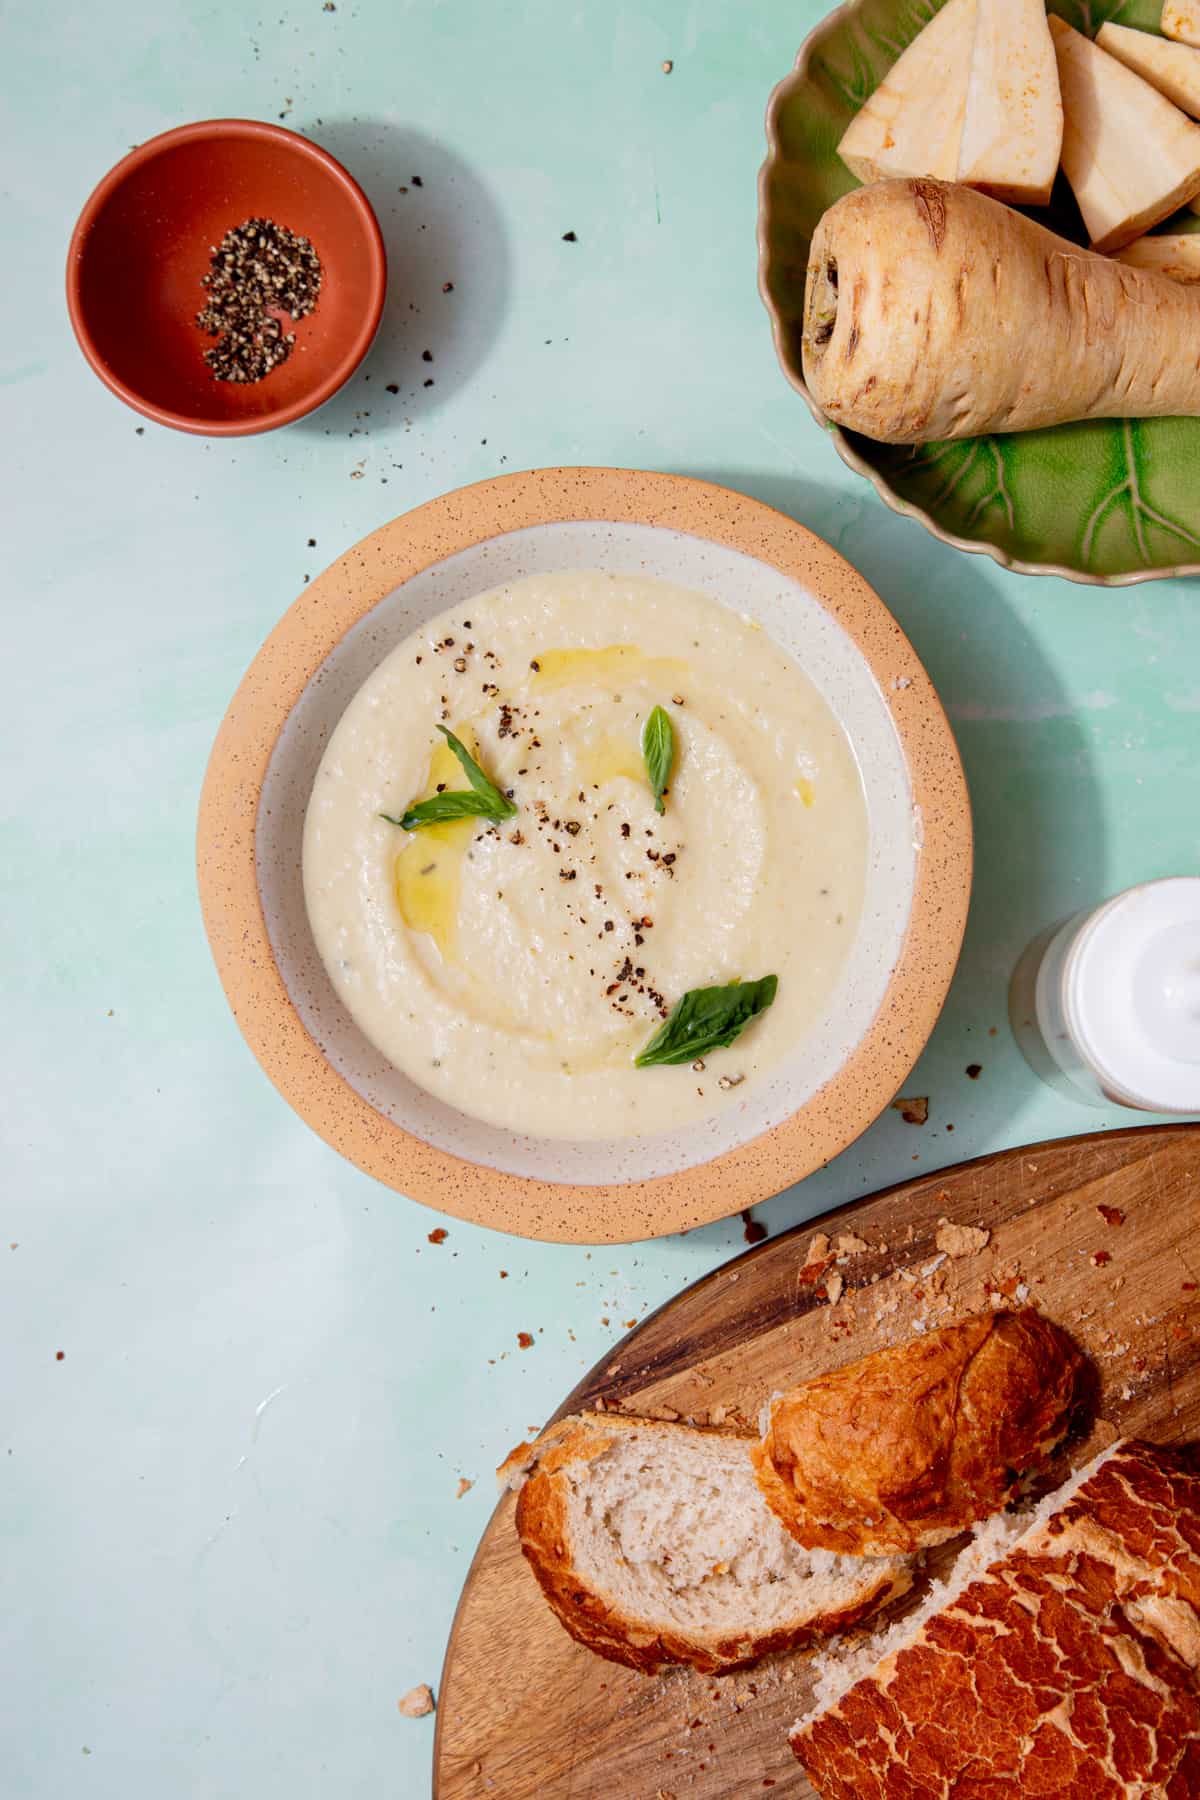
[434,1125,1200,1800]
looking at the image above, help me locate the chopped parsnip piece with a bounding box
[1115,231,1200,281]
[1049,16,1200,252]
[1098,21,1200,117]
[1163,0,1200,50]
[958,0,1062,204]
[838,0,976,184]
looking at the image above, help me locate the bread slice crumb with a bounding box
[804,1233,831,1265]
[398,1684,435,1717]
[456,1477,473,1499]
[836,1233,870,1256]
[936,1218,991,1257]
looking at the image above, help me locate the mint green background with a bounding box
[2,2,1198,1796]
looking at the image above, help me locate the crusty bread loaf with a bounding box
[499,1411,913,1676]
[752,1308,1086,1555]
[791,1439,1200,1798]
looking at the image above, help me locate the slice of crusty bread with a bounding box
[752,1308,1087,1555]
[791,1439,1200,1798]
[499,1411,913,1676]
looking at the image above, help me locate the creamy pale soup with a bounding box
[302,570,868,1139]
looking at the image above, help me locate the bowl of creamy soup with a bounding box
[198,469,971,1241]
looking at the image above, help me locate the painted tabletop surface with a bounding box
[3,1,1197,1796]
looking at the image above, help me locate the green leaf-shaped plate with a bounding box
[758,0,1200,583]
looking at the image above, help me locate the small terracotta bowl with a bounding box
[66,119,386,435]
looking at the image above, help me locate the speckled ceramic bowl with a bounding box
[759,0,1200,584]
[197,470,971,1242]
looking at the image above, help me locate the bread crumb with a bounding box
[836,1233,870,1256]
[398,1684,435,1717]
[517,1331,534,1349]
[1096,1204,1126,1227]
[1092,1250,1113,1268]
[823,1272,844,1306]
[936,1218,990,1257]
[708,1403,727,1426]
[892,1095,928,1125]
[455,1477,473,1499]
[803,1232,831,1266]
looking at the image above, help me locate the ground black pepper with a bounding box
[196,218,323,383]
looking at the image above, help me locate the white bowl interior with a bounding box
[257,520,917,1184]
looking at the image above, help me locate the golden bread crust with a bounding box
[791,1440,1200,1799]
[752,1309,1087,1555]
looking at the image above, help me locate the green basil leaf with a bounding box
[634,975,779,1068]
[380,791,506,831]
[641,705,675,815]
[438,725,514,813]
[380,726,517,832]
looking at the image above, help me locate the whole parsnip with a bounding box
[803,178,1200,443]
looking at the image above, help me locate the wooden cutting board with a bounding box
[434,1125,1200,1799]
